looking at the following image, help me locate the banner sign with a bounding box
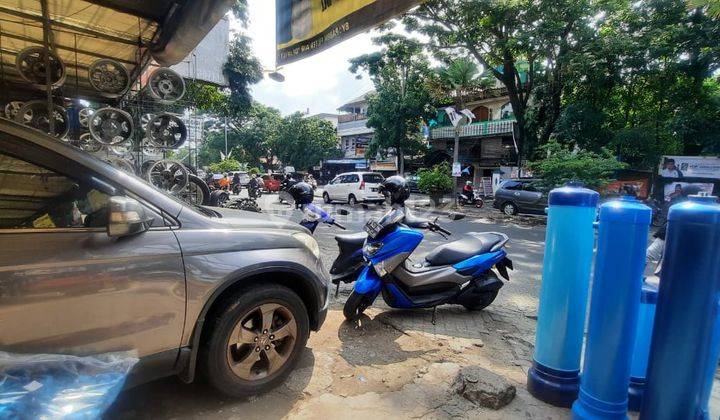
[663,182,715,202]
[658,156,720,179]
[276,0,424,65]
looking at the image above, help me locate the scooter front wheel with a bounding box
[343,291,374,321]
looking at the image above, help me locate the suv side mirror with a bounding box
[107,196,153,237]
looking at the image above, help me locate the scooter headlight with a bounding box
[293,232,320,259]
[363,241,383,257]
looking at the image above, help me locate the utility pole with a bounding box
[224,116,228,157]
[453,126,460,205]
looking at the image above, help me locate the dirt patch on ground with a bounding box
[110,306,566,419]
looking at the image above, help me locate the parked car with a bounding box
[0,119,330,397]
[322,172,385,205]
[493,179,548,215]
[406,174,421,193]
[262,174,282,192]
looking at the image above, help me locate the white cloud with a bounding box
[237,0,377,116]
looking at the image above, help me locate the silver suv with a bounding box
[493,179,548,215]
[0,120,330,396]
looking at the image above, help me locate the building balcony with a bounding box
[338,113,368,123]
[338,118,374,136]
[430,119,515,140]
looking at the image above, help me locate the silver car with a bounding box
[0,120,330,396]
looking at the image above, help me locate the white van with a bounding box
[322,172,386,205]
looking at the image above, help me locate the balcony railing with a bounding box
[338,113,367,123]
[430,119,515,140]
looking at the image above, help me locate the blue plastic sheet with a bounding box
[0,350,137,419]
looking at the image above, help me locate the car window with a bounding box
[345,174,359,183]
[362,173,384,183]
[502,181,522,190]
[522,183,538,192]
[0,152,112,229]
[331,176,342,184]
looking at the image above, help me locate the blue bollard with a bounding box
[572,196,651,419]
[528,183,599,407]
[627,282,658,412]
[640,195,720,420]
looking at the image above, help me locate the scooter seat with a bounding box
[425,232,506,266]
[334,232,367,254]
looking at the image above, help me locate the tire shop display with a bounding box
[15,100,69,138]
[5,101,26,120]
[146,68,186,104]
[88,59,130,98]
[89,107,134,145]
[16,46,66,89]
[146,113,188,148]
[78,107,94,128]
[146,159,190,195]
[4,49,207,207]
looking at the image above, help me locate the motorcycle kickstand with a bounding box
[334,281,340,298]
[431,306,438,325]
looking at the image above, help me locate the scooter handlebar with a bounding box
[331,221,347,230]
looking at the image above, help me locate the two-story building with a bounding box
[428,80,520,193]
[321,92,400,180]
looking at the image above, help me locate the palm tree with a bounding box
[438,57,480,109]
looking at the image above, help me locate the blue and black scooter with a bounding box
[343,203,513,321]
[295,202,367,289]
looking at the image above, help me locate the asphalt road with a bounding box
[257,191,547,314]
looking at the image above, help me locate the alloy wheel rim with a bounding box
[504,205,514,215]
[226,303,297,381]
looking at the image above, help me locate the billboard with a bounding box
[276,0,424,65]
[662,182,715,202]
[658,156,720,179]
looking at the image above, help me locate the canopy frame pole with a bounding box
[40,0,54,136]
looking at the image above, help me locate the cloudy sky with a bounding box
[239,0,378,116]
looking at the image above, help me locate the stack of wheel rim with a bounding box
[5,46,204,204]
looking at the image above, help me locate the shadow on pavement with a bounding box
[336,314,433,366]
[107,348,315,419]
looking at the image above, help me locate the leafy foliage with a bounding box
[198,102,282,168]
[350,34,434,174]
[418,161,454,194]
[527,140,627,190]
[273,113,340,170]
[209,158,243,174]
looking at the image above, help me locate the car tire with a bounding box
[502,202,518,216]
[201,284,310,397]
[323,192,331,204]
[348,194,357,206]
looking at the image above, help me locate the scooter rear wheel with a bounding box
[343,291,373,321]
[460,290,498,311]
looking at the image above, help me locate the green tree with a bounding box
[436,57,480,109]
[273,113,339,170]
[350,34,434,175]
[198,102,282,168]
[527,140,626,190]
[418,161,454,204]
[404,0,598,158]
[209,158,243,173]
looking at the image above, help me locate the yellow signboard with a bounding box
[276,0,423,65]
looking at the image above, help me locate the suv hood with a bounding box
[211,207,305,233]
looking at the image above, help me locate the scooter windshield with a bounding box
[377,207,405,229]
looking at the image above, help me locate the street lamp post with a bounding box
[446,107,474,205]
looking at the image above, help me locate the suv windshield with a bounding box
[363,174,384,183]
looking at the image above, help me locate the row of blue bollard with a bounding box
[526,184,720,419]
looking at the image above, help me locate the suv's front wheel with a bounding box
[202,284,309,397]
